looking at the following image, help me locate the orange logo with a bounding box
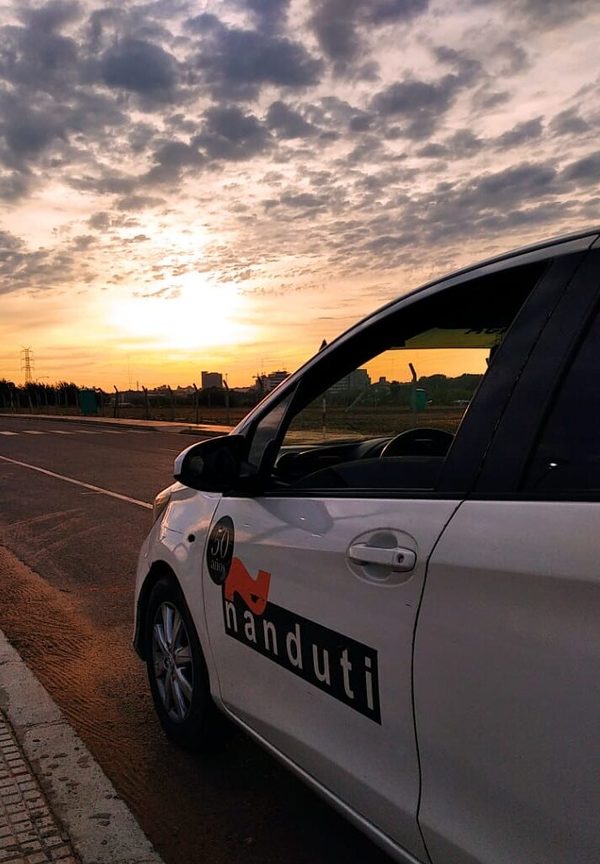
[224,557,271,616]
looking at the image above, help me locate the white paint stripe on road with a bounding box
[74,430,99,434]
[23,430,46,435]
[0,431,18,436]
[0,455,152,510]
[98,430,124,434]
[51,430,74,434]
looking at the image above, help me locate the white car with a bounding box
[134,228,600,864]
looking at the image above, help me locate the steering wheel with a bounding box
[380,427,454,458]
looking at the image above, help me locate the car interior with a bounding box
[266,262,548,492]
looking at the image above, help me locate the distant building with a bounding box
[330,368,371,393]
[201,371,223,389]
[257,370,289,393]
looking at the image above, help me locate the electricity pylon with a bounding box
[21,347,34,384]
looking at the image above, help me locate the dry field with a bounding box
[2,404,467,440]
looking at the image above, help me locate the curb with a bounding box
[0,413,234,437]
[0,630,165,864]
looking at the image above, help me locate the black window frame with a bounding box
[472,245,600,500]
[228,245,592,501]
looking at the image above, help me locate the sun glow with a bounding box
[111,280,253,350]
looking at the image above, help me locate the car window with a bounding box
[247,390,296,471]
[522,305,600,496]
[248,261,547,494]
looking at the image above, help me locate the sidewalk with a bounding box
[0,413,234,437]
[0,631,164,864]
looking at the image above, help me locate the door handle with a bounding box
[347,543,416,572]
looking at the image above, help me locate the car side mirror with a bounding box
[174,435,246,492]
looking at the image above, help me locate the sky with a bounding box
[0,0,599,388]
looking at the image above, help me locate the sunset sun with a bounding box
[111,280,253,351]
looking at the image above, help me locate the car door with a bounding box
[414,246,600,864]
[202,248,583,862]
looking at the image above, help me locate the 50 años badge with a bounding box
[206,516,234,585]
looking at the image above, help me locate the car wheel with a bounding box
[145,576,218,750]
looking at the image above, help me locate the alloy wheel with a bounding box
[152,601,194,722]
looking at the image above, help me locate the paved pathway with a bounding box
[0,714,78,864]
[0,630,164,864]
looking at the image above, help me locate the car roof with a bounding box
[357,226,600,327]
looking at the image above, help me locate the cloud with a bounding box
[87,212,111,231]
[368,45,482,139]
[0,228,96,296]
[3,107,65,158]
[349,112,374,132]
[434,45,481,83]
[309,0,429,68]
[0,171,30,201]
[133,284,181,299]
[550,108,590,136]
[193,106,272,162]
[456,161,557,208]
[22,0,82,32]
[0,19,79,92]
[478,0,598,29]
[100,38,177,97]
[494,117,543,149]
[491,40,529,76]
[560,151,600,183]
[371,75,462,138]
[279,191,328,209]
[266,101,317,138]
[445,129,484,157]
[416,142,447,158]
[240,0,291,31]
[144,140,204,184]
[115,194,164,211]
[471,86,511,113]
[188,15,323,100]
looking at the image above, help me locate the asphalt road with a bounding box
[0,414,392,864]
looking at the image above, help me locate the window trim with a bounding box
[234,233,595,441]
[226,251,584,500]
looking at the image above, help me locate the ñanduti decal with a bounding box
[207,516,381,723]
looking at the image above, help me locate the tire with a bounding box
[144,576,218,750]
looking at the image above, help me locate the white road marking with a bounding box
[0,427,149,437]
[0,455,152,510]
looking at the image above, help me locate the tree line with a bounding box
[0,379,80,411]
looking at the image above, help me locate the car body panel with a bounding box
[415,501,600,864]
[203,494,460,860]
[134,484,223,691]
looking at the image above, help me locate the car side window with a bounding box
[253,261,546,495]
[247,390,295,471]
[522,306,600,496]
[276,347,482,491]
